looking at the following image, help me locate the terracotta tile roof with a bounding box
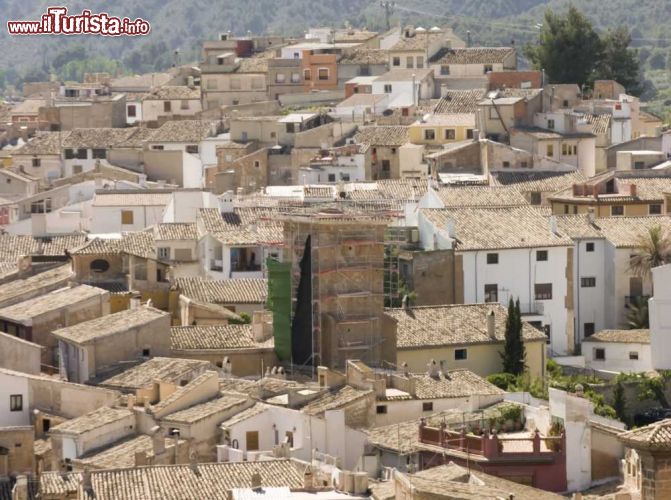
[0,284,108,323]
[583,329,650,344]
[619,418,671,450]
[114,127,156,148]
[174,276,266,304]
[143,86,200,100]
[39,459,304,499]
[551,176,671,203]
[389,303,547,349]
[435,186,530,208]
[237,56,270,73]
[407,370,504,399]
[594,216,671,248]
[344,179,427,201]
[197,208,283,246]
[219,377,307,400]
[514,126,595,140]
[430,47,515,65]
[10,98,46,115]
[62,128,137,149]
[0,234,85,262]
[40,234,88,255]
[0,264,70,306]
[154,223,197,241]
[161,395,249,424]
[53,306,169,345]
[423,205,572,250]
[109,72,172,90]
[339,48,388,65]
[99,357,212,390]
[13,131,69,155]
[93,189,173,207]
[171,325,273,351]
[581,113,611,135]
[73,230,158,260]
[302,385,371,416]
[354,125,410,146]
[220,402,271,427]
[554,214,604,239]
[494,170,587,193]
[74,434,184,470]
[433,89,486,114]
[390,32,447,52]
[147,120,216,143]
[50,407,132,435]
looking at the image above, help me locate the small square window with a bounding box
[31,158,41,167]
[157,247,170,259]
[10,394,22,412]
[164,101,172,112]
[121,210,134,225]
[186,145,199,154]
[584,323,595,337]
[650,204,662,215]
[318,68,329,81]
[466,129,474,139]
[502,161,510,168]
[530,192,541,205]
[594,348,606,361]
[629,352,639,360]
[586,242,595,252]
[392,57,400,67]
[422,402,433,412]
[142,348,150,357]
[128,105,137,117]
[484,284,498,303]
[486,253,499,264]
[424,129,435,140]
[611,205,624,216]
[581,277,596,288]
[444,129,456,140]
[534,283,553,300]
[376,405,387,414]
[384,84,392,93]
[536,250,548,261]
[454,349,467,360]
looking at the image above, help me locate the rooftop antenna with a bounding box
[380,1,396,31]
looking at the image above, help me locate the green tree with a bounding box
[595,28,642,95]
[524,6,602,86]
[613,380,628,425]
[626,297,650,329]
[628,225,671,283]
[501,298,526,376]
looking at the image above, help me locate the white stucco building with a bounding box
[583,329,651,373]
[650,264,671,370]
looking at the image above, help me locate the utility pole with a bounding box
[380,1,395,31]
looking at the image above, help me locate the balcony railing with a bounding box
[624,295,650,309]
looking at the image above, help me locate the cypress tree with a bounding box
[501,298,526,376]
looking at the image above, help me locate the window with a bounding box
[32,158,41,167]
[158,247,170,259]
[340,173,350,181]
[384,84,392,93]
[573,205,578,214]
[548,119,555,130]
[43,418,51,432]
[502,161,510,168]
[564,205,569,215]
[581,277,596,288]
[466,129,474,139]
[611,205,624,216]
[530,192,542,205]
[164,101,172,112]
[152,145,164,150]
[186,145,199,154]
[76,149,87,159]
[376,405,388,414]
[629,352,639,360]
[650,204,662,215]
[291,72,300,83]
[30,199,51,214]
[594,348,606,361]
[253,160,260,168]
[563,99,569,108]
[586,242,595,252]
[246,431,259,451]
[634,161,645,170]
[121,210,134,225]
[484,284,498,303]
[92,149,106,159]
[128,105,137,117]
[486,253,499,264]
[391,148,397,154]
[90,259,110,273]
[535,283,553,300]
[64,149,75,159]
[328,174,336,182]
[546,144,554,157]
[422,402,433,412]
[303,69,311,80]
[454,348,467,360]
[444,129,456,140]
[381,160,390,172]
[484,64,493,73]
[286,123,295,134]
[360,65,370,76]
[584,323,595,337]
[406,56,414,68]
[521,161,529,168]
[10,395,22,412]
[416,56,424,68]
[424,129,436,140]
[536,250,548,261]
[275,73,286,83]
[180,99,189,110]
[392,56,400,67]
[441,65,450,75]
[318,68,329,81]
[142,348,150,357]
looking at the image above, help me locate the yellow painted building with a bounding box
[384,303,547,380]
[408,114,476,147]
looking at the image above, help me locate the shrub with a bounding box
[487,372,517,390]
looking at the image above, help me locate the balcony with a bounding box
[625,295,650,309]
[519,301,545,315]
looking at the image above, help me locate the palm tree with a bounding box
[626,296,649,329]
[628,225,671,280]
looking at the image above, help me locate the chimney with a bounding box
[130,292,142,309]
[251,469,262,489]
[587,207,595,224]
[630,183,637,197]
[303,466,315,490]
[479,137,489,176]
[548,215,558,235]
[12,476,28,500]
[127,394,136,410]
[82,468,92,492]
[487,310,496,339]
[151,426,165,455]
[426,359,439,378]
[401,294,410,310]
